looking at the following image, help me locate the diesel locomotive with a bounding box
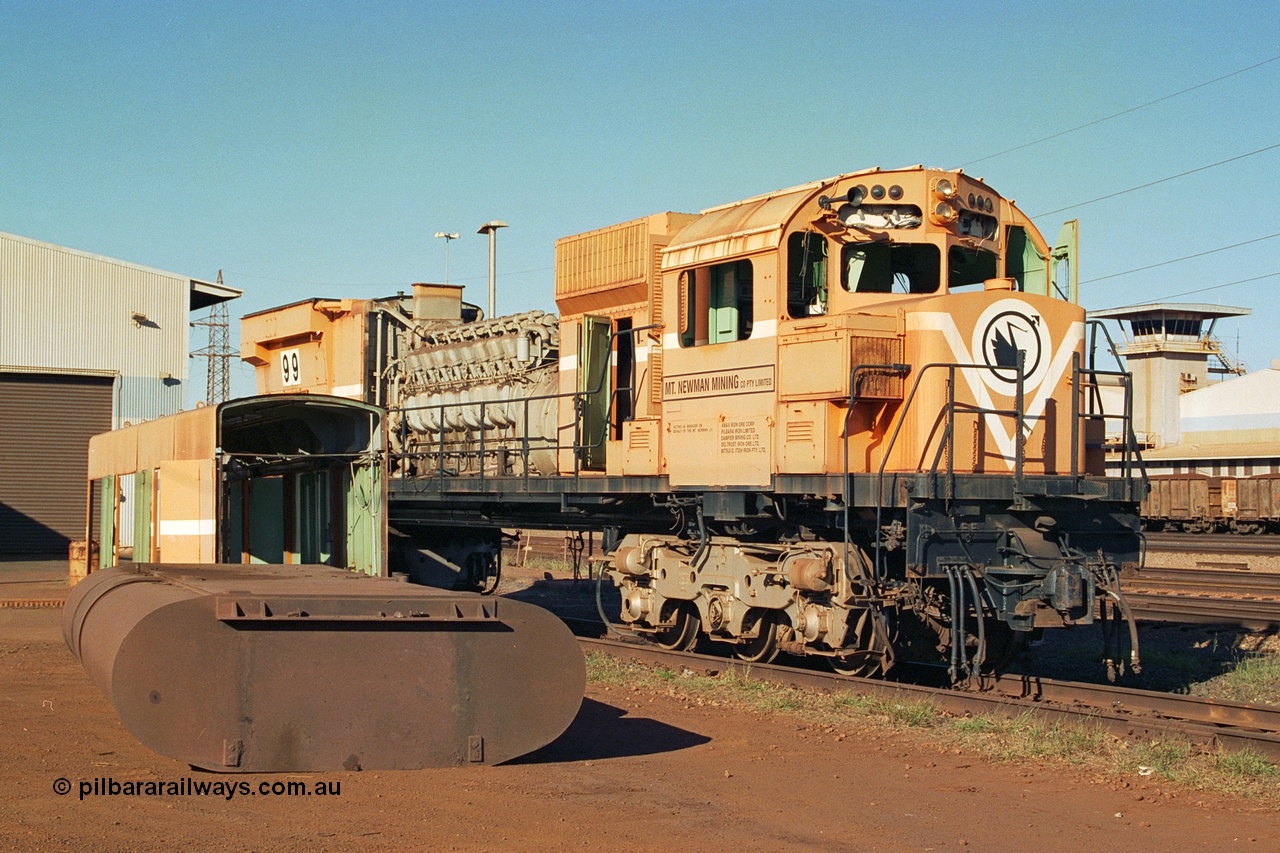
[243,165,1146,681]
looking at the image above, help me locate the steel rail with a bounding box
[1147,533,1280,557]
[580,636,1280,761]
[1123,568,1280,598]
[1123,593,1280,627]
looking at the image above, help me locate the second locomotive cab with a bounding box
[243,165,1147,681]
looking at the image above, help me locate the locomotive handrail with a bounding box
[1074,319,1148,500]
[845,358,1029,583]
[1085,317,1127,373]
[1069,358,1144,489]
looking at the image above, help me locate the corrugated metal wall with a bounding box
[0,230,189,425]
[0,230,198,555]
[0,373,114,554]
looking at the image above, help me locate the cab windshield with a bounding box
[841,242,940,295]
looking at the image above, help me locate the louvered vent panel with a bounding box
[628,425,652,450]
[650,346,664,405]
[650,244,663,327]
[785,420,815,443]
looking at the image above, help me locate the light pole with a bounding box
[434,231,459,283]
[477,220,508,319]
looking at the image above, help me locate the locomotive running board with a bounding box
[64,563,584,772]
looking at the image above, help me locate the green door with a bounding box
[132,469,153,562]
[1052,219,1079,304]
[247,477,285,564]
[296,470,333,565]
[99,475,116,569]
[1005,225,1048,296]
[578,315,611,471]
[344,460,383,576]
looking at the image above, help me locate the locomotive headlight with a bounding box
[930,201,959,225]
[932,178,957,201]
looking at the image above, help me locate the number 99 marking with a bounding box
[280,348,302,387]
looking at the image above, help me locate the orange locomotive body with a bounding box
[558,169,1085,489]
[248,166,1145,680]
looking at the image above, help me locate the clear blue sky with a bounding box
[3,1,1278,403]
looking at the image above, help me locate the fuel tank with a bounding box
[63,563,585,772]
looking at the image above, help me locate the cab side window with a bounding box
[787,232,827,317]
[679,259,754,346]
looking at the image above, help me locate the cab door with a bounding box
[1003,218,1077,303]
[578,315,612,471]
[1051,219,1079,304]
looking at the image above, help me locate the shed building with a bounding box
[1,230,240,555]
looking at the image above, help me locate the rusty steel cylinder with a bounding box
[64,563,585,772]
[786,555,831,592]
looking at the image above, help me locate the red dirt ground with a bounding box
[2,599,1278,853]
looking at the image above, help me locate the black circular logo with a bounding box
[979,309,1044,385]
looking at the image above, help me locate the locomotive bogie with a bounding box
[609,534,870,661]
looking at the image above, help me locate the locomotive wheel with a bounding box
[735,611,781,664]
[652,602,699,651]
[829,607,894,678]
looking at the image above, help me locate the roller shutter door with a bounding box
[0,373,114,555]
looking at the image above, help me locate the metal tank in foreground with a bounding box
[64,562,585,772]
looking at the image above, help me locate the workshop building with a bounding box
[0,230,239,555]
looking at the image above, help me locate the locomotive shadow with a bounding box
[502,576,620,627]
[512,699,710,764]
[1016,622,1274,693]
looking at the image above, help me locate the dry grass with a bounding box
[586,650,1280,806]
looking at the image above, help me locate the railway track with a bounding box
[1125,566,1280,596]
[1146,532,1280,557]
[1123,566,1280,627]
[1124,592,1280,628]
[580,634,1280,761]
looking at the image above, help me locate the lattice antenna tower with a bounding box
[190,270,235,404]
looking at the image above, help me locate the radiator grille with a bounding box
[850,336,905,400]
[650,245,663,327]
